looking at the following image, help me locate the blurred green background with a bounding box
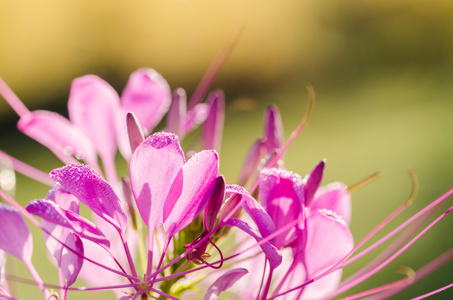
[1,0,453,299]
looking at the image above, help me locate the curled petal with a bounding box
[130,132,185,229]
[204,268,249,300]
[121,68,171,133]
[224,218,282,270]
[17,110,97,166]
[0,204,32,263]
[164,150,219,237]
[50,164,127,232]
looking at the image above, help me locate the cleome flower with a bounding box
[0,71,452,300]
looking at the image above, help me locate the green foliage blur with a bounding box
[1,0,453,299]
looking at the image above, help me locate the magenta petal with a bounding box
[304,160,325,206]
[17,110,98,166]
[204,176,226,232]
[26,200,71,228]
[165,88,187,137]
[130,132,185,229]
[202,89,225,153]
[45,184,79,213]
[0,204,32,263]
[204,268,248,300]
[163,150,219,237]
[226,184,276,240]
[303,209,354,278]
[121,68,171,133]
[28,199,110,247]
[50,164,127,232]
[60,233,84,287]
[63,210,110,248]
[68,75,120,162]
[259,168,303,248]
[224,217,282,270]
[263,105,284,153]
[312,183,352,225]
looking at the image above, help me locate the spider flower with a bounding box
[0,73,453,300]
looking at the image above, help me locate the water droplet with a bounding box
[63,146,74,156]
[75,151,85,160]
[0,169,15,192]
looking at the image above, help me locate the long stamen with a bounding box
[365,247,453,299]
[329,203,453,298]
[338,267,415,300]
[0,150,54,186]
[348,171,381,193]
[0,77,30,117]
[411,283,453,300]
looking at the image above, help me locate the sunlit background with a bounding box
[1,0,453,299]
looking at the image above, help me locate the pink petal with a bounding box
[226,184,276,240]
[68,75,121,163]
[130,132,185,229]
[312,182,352,225]
[0,204,32,263]
[60,233,84,287]
[303,209,354,278]
[27,199,110,247]
[204,268,249,300]
[202,90,225,153]
[224,217,282,270]
[259,168,303,248]
[304,160,325,206]
[183,103,209,136]
[26,200,71,228]
[17,110,98,166]
[165,88,187,137]
[263,105,284,153]
[163,150,219,237]
[45,184,79,213]
[121,68,171,133]
[50,164,127,232]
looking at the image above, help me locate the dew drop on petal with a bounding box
[75,151,85,160]
[63,146,74,157]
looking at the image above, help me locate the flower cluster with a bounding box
[0,69,452,300]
